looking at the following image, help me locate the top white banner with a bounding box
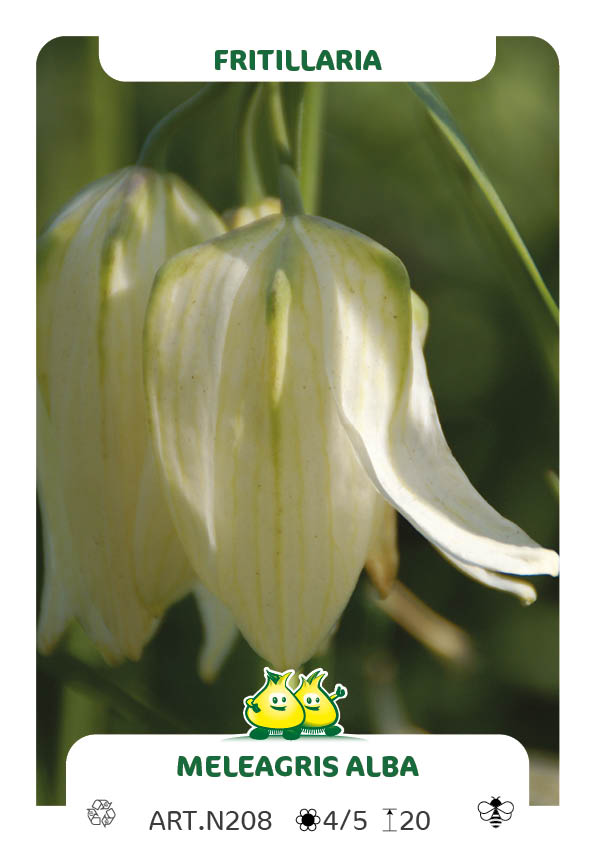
[98,31,498,82]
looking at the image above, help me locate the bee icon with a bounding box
[477,796,514,828]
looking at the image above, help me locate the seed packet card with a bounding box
[11,3,585,838]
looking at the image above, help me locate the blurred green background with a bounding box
[37,37,559,805]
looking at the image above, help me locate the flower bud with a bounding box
[37,167,226,663]
[223,197,282,230]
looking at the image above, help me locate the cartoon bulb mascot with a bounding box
[243,669,304,740]
[295,669,347,736]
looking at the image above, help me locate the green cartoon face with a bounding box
[243,669,304,730]
[295,669,346,728]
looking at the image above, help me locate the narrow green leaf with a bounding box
[137,83,229,170]
[409,82,559,328]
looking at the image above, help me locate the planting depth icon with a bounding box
[243,668,347,739]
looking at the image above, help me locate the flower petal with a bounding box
[439,553,538,605]
[37,167,223,660]
[298,218,559,580]
[410,289,429,347]
[145,217,381,666]
[145,217,286,567]
[134,446,197,615]
[194,585,238,682]
[39,171,155,659]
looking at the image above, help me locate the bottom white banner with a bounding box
[64,733,529,839]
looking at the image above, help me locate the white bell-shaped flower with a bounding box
[37,166,229,663]
[144,213,559,668]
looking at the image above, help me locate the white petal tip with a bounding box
[545,551,560,577]
[528,549,559,578]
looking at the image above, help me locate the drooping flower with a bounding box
[144,212,559,668]
[37,166,232,664]
[224,200,469,661]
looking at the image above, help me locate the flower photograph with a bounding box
[37,36,559,805]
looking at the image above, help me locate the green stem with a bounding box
[137,83,227,169]
[238,83,267,205]
[269,83,304,216]
[297,83,325,214]
[269,82,293,167]
[278,164,305,216]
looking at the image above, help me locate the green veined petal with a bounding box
[134,446,197,615]
[37,167,224,660]
[145,217,381,666]
[299,217,558,581]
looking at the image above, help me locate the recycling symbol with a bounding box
[87,799,116,827]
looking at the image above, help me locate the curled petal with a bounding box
[297,217,558,581]
[439,553,538,605]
